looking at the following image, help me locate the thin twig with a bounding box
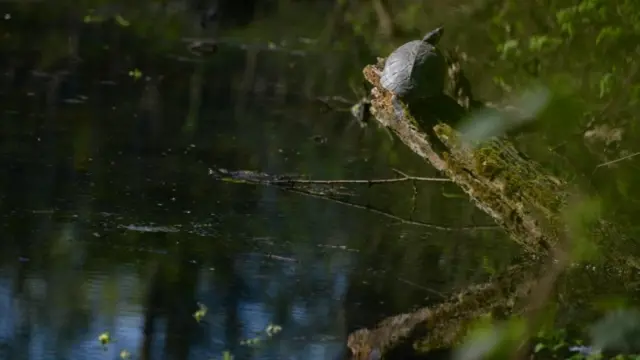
[393,169,420,219]
[211,168,492,231]
[315,96,356,114]
[280,185,499,232]
[397,277,446,299]
[269,173,451,186]
[593,151,640,173]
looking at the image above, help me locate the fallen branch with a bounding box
[283,185,498,232]
[209,167,498,232]
[209,168,448,184]
[268,175,450,185]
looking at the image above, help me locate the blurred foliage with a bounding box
[456,311,640,359]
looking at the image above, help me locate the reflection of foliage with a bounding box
[119,349,131,359]
[98,331,111,347]
[459,313,640,359]
[128,68,143,80]
[209,167,501,232]
[192,302,207,322]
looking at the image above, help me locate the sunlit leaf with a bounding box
[98,332,111,347]
[528,35,562,52]
[599,73,614,98]
[128,68,143,80]
[556,7,578,24]
[193,302,208,322]
[596,26,622,45]
[115,15,130,27]
[577,0,599,13]
[498,39,520,59]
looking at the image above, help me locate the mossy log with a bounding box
[363,56,567,254]
[345,53,640,359]
[362,54,640,266]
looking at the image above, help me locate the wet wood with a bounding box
[346,50,640,359]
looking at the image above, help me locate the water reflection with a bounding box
[0,6,513,359]
[0,97,510,359]
[0,208,353,360]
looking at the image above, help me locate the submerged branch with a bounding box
[284,185,498,232]
[267,174,450,185]
[209,167,498,232]
[210,167,449,185]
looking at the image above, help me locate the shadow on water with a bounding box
[0,2,514,359]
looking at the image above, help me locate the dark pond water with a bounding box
[0,3,516,360]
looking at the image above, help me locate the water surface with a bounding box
[0,3,513,359]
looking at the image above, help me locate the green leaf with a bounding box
[599,73,614,98]
[528,35,562,52]
[556,7,578,24]
[596,26,622,45]
[115,15,130,27]
[498,39,520,59]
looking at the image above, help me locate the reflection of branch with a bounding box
[393,168,420,219]
[276,183,498,232]
[315,96,354,113]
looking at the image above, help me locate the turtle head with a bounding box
[422,26,444,45]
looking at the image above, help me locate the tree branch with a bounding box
[209,168,497,233]
[283,185,499,232]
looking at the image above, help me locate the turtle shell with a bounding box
[379,39,446,99]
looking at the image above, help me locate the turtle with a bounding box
[377,26,447,118]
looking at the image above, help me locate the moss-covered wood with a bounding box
[364,58,568,254]
[364,52,640,266]
[346,52,640,360]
